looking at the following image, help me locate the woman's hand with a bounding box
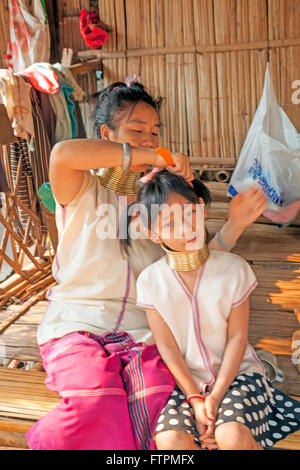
[154,151,194,182]
[209,186,268,252]
[228,186,267,232]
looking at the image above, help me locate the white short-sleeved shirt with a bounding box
[37,171,163,346]
[136,250,265,392]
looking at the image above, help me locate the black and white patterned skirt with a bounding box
[155,373,300,448]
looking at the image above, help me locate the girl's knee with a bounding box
[155,430,197,450]
[215,422,257,450]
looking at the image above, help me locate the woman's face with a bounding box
[150,192,206,252]
[102,101,161,172]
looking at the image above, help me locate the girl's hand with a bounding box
[200,436,219,450]
[228,186,267,232]
[204,393,221,422]
[193,396,219,450]
[154,151,194,182]
[191,399,215,442]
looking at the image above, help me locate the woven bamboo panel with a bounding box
[94,0,300,160]
[57,0,90,57]
[0,1,299,160]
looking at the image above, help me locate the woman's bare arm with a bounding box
[50,140,193,205]
[49,140,156,205]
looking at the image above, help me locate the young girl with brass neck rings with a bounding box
[27,79,268,450]
[130,170,300,450]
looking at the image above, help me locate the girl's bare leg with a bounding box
[215,422,263,450]
[155,430,200,450]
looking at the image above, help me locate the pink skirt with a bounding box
[26,330,175,450]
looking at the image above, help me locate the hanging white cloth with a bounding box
[6,0,50,73]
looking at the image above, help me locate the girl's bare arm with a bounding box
[145,307,200,397]
[205,298,250,420]
[145,307,215,438]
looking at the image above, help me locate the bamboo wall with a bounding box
[96,0,300,162]
[0,1,299,163]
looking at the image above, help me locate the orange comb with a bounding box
[154,147,194,187]
[154,147,175,167]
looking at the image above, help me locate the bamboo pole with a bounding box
[0,260,50,295]
[0,268,52,308]
[0,277,43,308]
[0,213,41,271]
[25,273,54,296]
[177,53,187,155]
[77,37,300,60]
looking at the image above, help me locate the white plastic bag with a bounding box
[228,63,300,226]
[6,0,50,73]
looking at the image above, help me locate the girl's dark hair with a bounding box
[94,81,162,138]
[120,170,211,254]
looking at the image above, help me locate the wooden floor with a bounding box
[0,182,299,450]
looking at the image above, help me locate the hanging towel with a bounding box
[58,77,77,139]
[0,157,9,194]
[73,101,87,139]
[23,65,59,94]
[53,63,86,102]
[0,102,17,146]
[31,63,75,142]
[0,69,35,140]
[38,182,56,213]
[6,0,50,73]
[7,137,36,235]
[34,89,57,148]
[20,75,51,193]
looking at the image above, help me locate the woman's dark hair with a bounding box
[120,170,211,254]
[94,81,162,138]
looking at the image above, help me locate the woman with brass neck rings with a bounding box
[26,80,267,450]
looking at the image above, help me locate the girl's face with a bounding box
[149,192,206,252]
[101,101,161,172]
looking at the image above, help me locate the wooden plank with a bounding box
[1,346,41,362]
[249,308,299,338]
[0,446,28,450]
[0,380,57,396]
[0,431,28,449]
[6,312,44,326]
[273,430,300,450]
[0,324,39,349]
[0,369,47,383]
[0,398,59,412]
[0,396,61,416]
[0,417,34,434]
[0,369,60,425]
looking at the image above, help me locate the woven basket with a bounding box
[41,205,58,252]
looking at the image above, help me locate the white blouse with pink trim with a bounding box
[136,249,265,393]
[37,171,163,346]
